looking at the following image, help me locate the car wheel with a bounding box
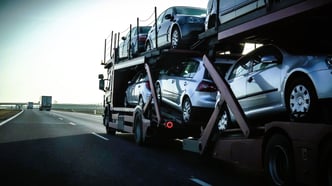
[217,102,231,131]
[171,27,181,49]
[156,83,162,105]
[286,76,317,122]
[264,134,295,186]
[182,97,192,124]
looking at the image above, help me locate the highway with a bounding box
[0,109,267,186]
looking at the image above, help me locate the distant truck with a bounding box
[27,102,33,109]
[39,96,52,111]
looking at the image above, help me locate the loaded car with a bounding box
[145,6,206,50]
[124,70,151,108]
[215,44,332,131]
[155,56,236,124]
[205,0,266,30]
[118,26,151,59]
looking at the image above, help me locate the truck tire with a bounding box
[134,110,144,146]
[264,134,295,186]
[319,139,332,186]
[104,107,116,135]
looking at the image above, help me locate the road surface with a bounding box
[0,109,267,186]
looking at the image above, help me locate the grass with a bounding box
[0,109,21,121]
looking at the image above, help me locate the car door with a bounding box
[227,56,251,110]
[157,8,173,47]
[161,62,184,104]
[245,47,282,111]
[127,72,141,104]
[172,60,198,106]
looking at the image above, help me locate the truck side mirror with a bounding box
[99,79,105,91]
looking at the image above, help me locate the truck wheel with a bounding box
[264,134,295,186]
[134,110,144,145]
[104,108,116,135]
[319,139,332,186]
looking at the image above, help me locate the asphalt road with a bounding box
[0,109,267,186]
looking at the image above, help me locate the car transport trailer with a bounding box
[98,0,332,185]
[185,0,332,185]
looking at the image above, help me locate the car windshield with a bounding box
[138,26,151,34]
[174,7,206,16]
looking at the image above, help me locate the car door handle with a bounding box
[247,76,254,83]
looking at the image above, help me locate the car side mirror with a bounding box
[164,14,173,20]
[261,55,278,63]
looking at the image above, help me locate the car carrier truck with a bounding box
[99,0,332,185]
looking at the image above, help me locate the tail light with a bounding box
[196,81,217,92]
[138,35,147,42]
[145,81,151,90]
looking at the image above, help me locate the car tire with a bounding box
[286,76,317,122]
[264,134,295,186]
[182,97,192,124]
[171,27,181,49]
[216,102,231,131]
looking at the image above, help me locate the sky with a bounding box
[0,0,207,104]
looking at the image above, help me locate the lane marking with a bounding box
[0,110,24,126]
[189,178,212,186]
[91,132,109,141]
[69,122,76,126]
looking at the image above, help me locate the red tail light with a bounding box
[145,81,151,90]
[196,81,217,92]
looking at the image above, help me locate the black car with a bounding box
[118,26,151,59]
[145,6,206,50]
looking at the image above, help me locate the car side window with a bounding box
[229,58,251,79]
[157,11,166,26]
[181,60,199,78]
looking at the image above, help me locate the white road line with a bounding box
[91,132,109,141]
[0,110,24,126]
[189,178,212,186]
[69,122,76,126]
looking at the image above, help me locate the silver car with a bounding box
[124,70,151,108]
[216,44,332,130]
[156,57,236,124]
